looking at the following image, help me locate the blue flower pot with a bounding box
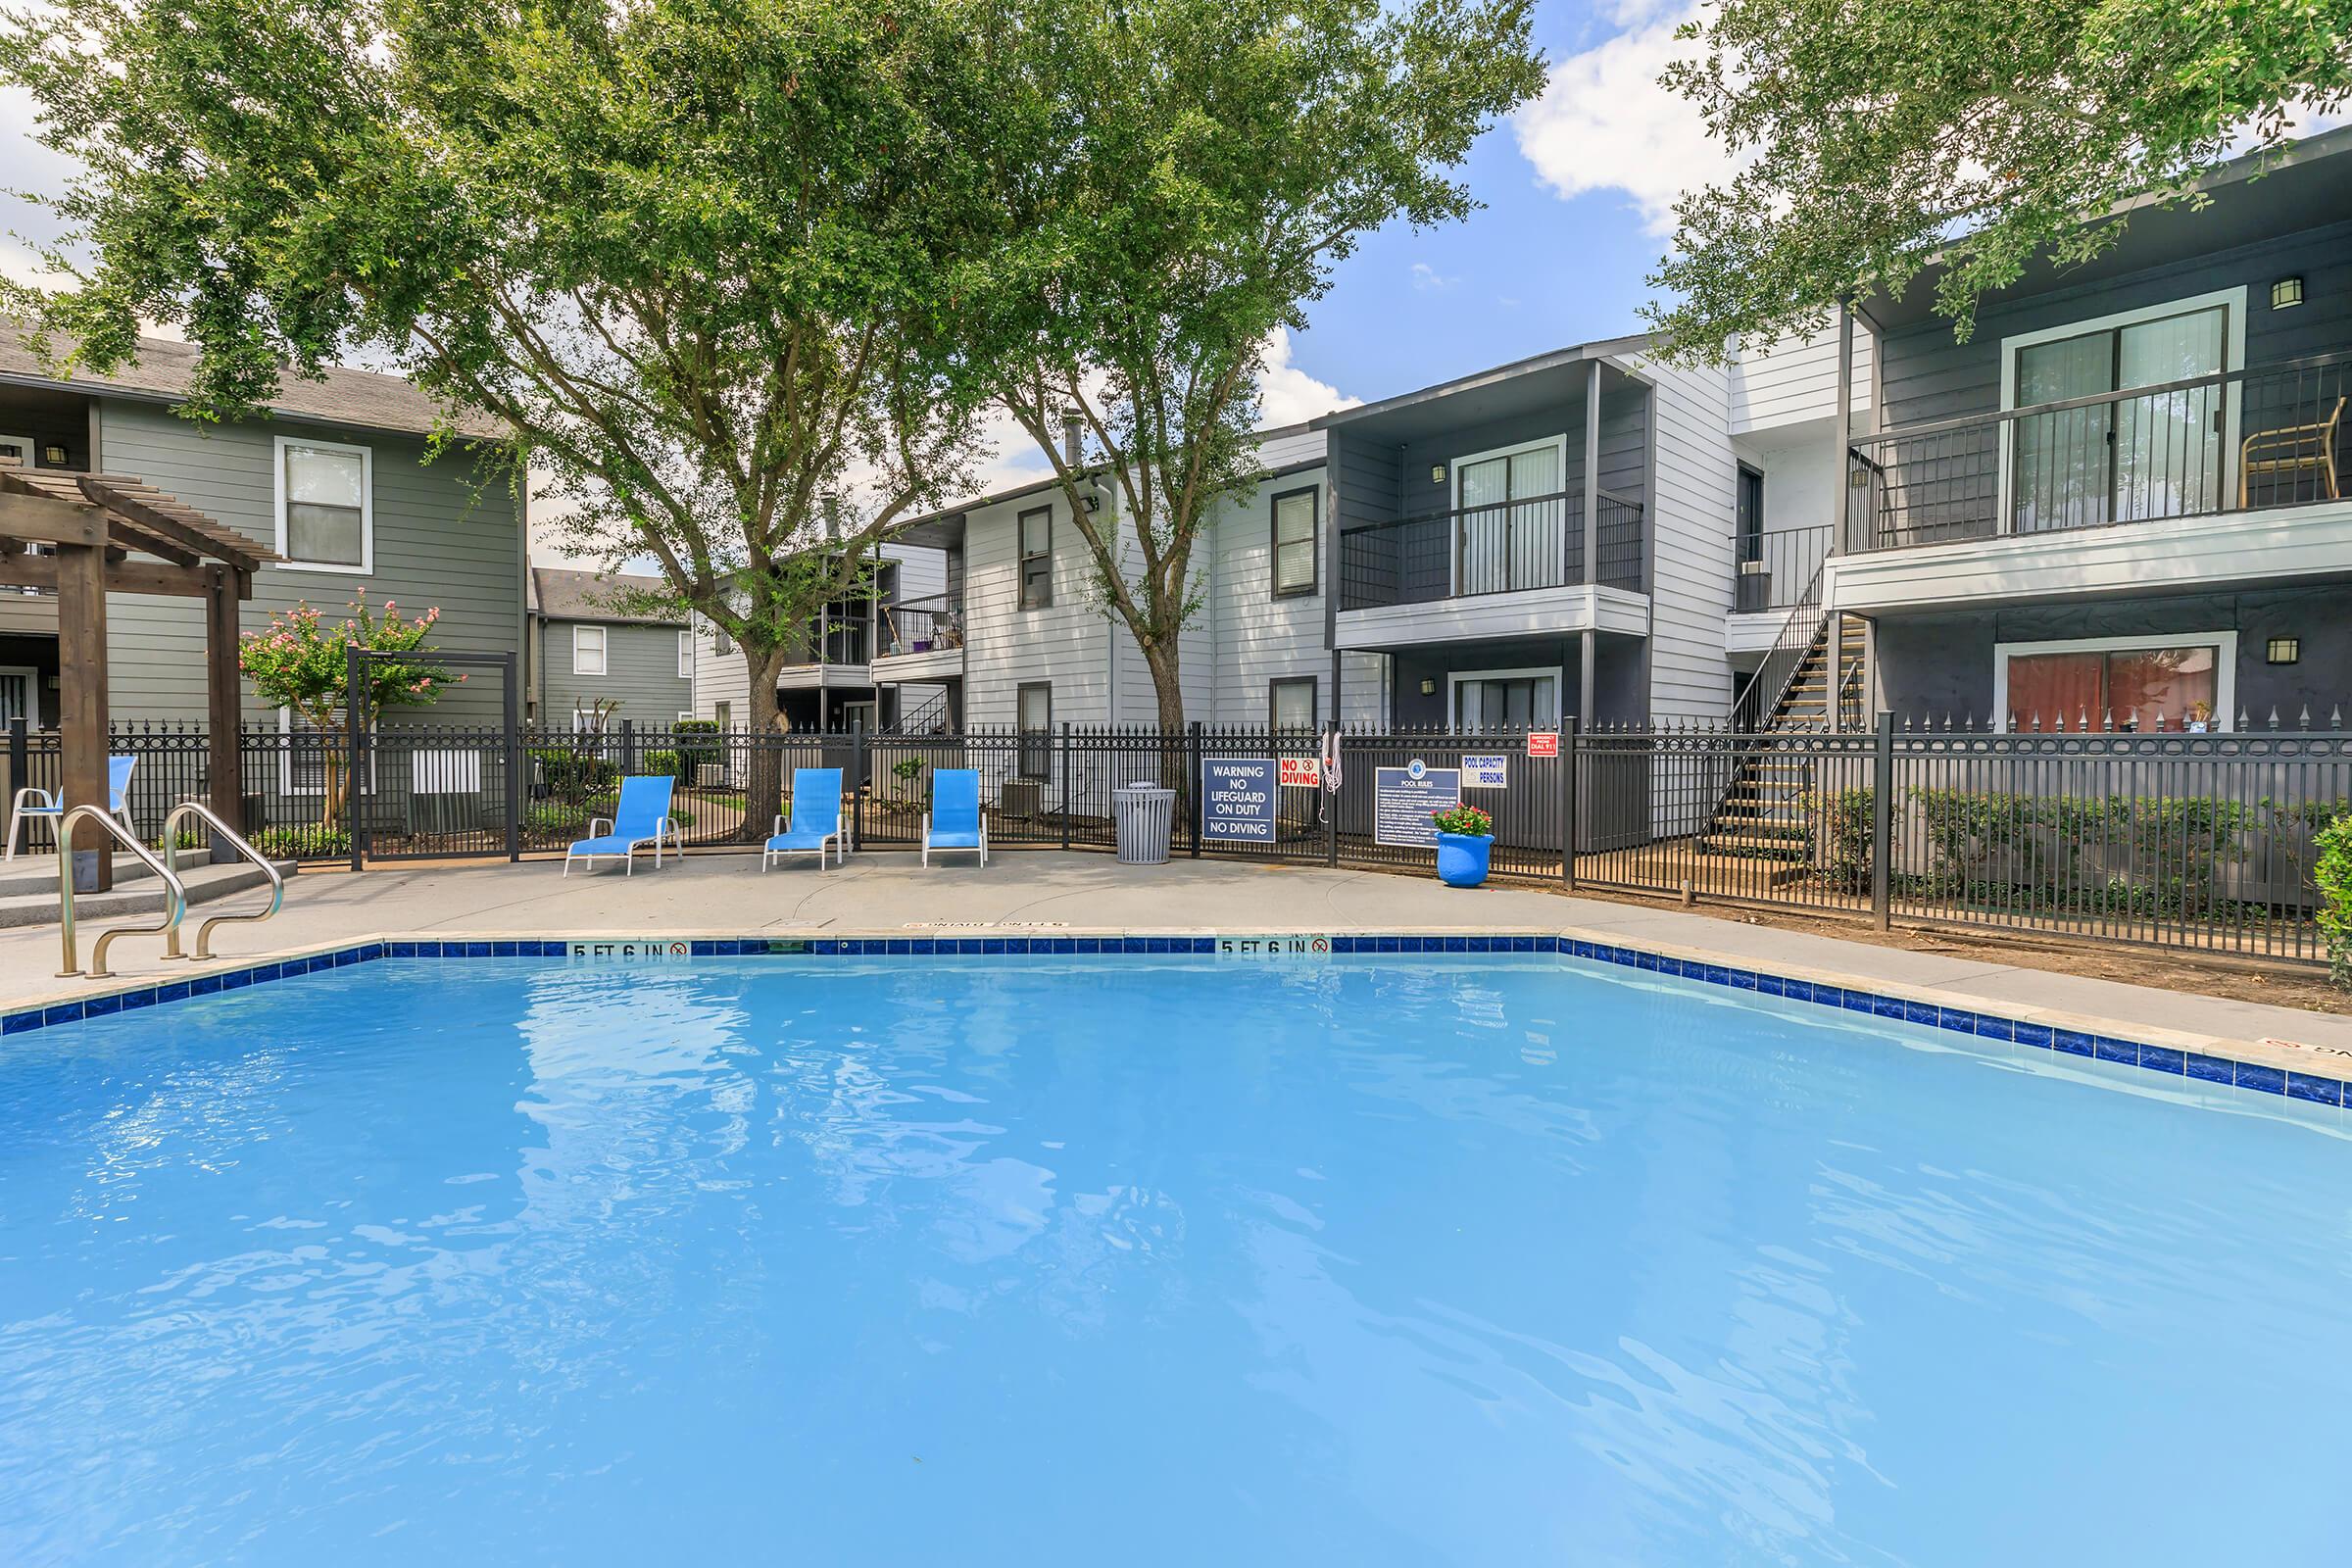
[1435,831,1493,889]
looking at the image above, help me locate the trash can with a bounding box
[1112,782,1175,865]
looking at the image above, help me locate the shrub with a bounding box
[670,719,722,784]
[646,748,682,780]
[2317,815,2352,990]
[250,823,352,861]
[530,747,618,798]
[1431,802,1492,836]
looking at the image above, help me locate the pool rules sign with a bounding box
[1374,759,1462,849]
[1201,758,1278,843]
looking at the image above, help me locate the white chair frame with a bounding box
[7,787,137,862]
[562,814,682,876]
[762,812,852,871]
[921,810,988,867]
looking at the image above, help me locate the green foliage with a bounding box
[2317,816,2352,989]
[956,0,1543,727]
[668,720,722,785]
[250,823,352,861]
[529,749,618,799]
[1645,0,2352,356]
[645,749,681,781]
[1431,802,1493,837]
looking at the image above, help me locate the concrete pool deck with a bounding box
[4,853,2349,1075]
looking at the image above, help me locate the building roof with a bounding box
[0,330,509,442]
[528,565,683,626]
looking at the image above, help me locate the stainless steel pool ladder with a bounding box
[160,801,284,962]
[54,801,284,978]
[54,804,186,980]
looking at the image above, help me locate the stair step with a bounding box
[0,858,294,931]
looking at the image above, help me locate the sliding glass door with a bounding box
[1455,443,1563,594]
[2010,305,2228,533]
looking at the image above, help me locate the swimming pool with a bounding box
[1,951,2345,1565]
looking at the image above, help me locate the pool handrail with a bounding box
[54,803,186,980]
[160,800,285,960]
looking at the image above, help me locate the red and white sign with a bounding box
[1278,757,1322,789]
[1526,731,1561,758]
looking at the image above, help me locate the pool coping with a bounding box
[4,925,2347,1108]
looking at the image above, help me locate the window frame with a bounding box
[1016,681,1053,779]
[571,623,609,677]
[1269,484,1320,599]
[1994,286,2247,533]
[1446,664,1564,731]
[1269,676,1317,732]
[1017,505,1054,611]
[677,628,694,679]
[1735,464,1765,564]
[271,434,374,575]
[1991,630,2237,733]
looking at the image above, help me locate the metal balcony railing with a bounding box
[878,592,964,658]
[1848,350,2351,552]
[1733,524,1832,612]
[1339,489,1644,612]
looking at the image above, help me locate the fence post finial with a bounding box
[2298,704,2312,729]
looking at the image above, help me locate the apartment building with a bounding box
[685,543,949,732]
[526,567,691,729]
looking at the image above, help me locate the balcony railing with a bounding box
[1339,489,1644,612]
[1849,351,2350,551]
[1733,524,1832,612]
[879,592,963,658]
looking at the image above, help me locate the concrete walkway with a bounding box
[7,852,2350,1068]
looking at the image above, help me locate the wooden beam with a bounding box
[57,542,111,893]
[205,564,245,856]
[102,514,202,566]
[0,553,222,598]
[77,476,270,571]
[0,491,107,549]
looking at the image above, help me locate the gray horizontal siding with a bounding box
[96,398,522,726]
[1878,220,2352,428]
[540,617,690,725]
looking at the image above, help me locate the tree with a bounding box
[960,0,1544,734]
[0,0,994,828]
[237,593,460,828]
[1645,0,2352,356]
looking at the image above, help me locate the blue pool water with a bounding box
[1,956,2347,1565]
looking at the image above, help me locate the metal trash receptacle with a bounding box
[1112,782,1175,864]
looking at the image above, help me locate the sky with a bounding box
[0,0,1737,549]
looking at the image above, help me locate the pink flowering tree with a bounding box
[237,591,462,826]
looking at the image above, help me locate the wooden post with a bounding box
[57,539,111,892]
[204,565,244,860]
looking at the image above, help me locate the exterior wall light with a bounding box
[40,444,67,466]
[2272,276,2305,310]
[2267,636,2300,664]
[1430,465,1446,484]
[1419,677,1438,696]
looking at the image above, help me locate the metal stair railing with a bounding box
[1730,559,1830,733]
[160,800,285,960]
[54,804,186,980]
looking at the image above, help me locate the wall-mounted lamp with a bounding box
[2272,276,2305,310]
[2267,636,2301,664]
[1430,465,1446,484]
[1419,677,1438,696]
[39,444,67,466]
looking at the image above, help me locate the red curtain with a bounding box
[2006,653,2104,730]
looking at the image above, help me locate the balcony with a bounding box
[1835,352,2352,609]
[870,591,964,684]
[1334,489,1646,649]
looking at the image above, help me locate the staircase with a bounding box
[1704,612,1866,862]
[876,688,954,738]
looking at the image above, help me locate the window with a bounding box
[1735,465,1764,564]
[711,620,734,658]
[714,701,731,731]
[1449,666,1559,731]
[677,629,694,678]
[1271,486,1318,597]
[1453,436,1566,594]
[572,624,608,676]
[1018,506,1053,610]
[1017,682,1052,778]
[0,435,35,469]
[2000,288,2244,534]
[1994,634,2235,732]
[1270,677,1316,732]
[273,436,372,572]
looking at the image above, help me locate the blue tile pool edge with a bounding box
[4,933,2344,1107]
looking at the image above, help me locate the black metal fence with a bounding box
[8,712,2347,964]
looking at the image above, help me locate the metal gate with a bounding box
[344,648,521,864]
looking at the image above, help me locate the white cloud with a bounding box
[1256,326,1358,427]
[1408,262,1458,292]
[1513,7,1743,236]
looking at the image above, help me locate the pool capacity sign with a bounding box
[1374,759,1462,850]
[1200,758,1279,843]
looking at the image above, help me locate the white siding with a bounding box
[961,487,1114,727]
[1726,325,1876,437]
[1622,350,1739,721]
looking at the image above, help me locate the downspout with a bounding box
[1581,361,1601,727]
[1830,306,1854,734]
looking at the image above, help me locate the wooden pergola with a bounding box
[0,460,278,891]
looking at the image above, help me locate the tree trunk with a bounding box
[742,643,787,844]
[1144,642,1187,793]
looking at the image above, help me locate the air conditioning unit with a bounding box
[999,778,1045,817]
[696,762,728,788]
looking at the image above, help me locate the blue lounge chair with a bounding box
[763,768,850,870]
[564,774,680,875]
[7,754,137,860]
[922,768,987,867]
